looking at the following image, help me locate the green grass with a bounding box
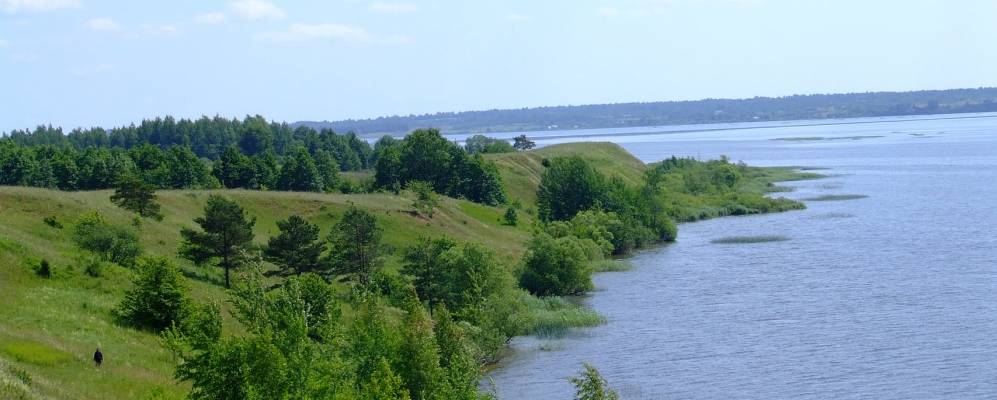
[0,339,73,366]
[711,235,790,244]
[0,185,535,399]
[803,194,869,201]
[486,142,645,208]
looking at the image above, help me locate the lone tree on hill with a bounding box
[513,134,536,150]
[263,215,327,278]
[110,174,163,220]
[179,195,256,288]
[326,205,383,285]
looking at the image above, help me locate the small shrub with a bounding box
[82,257,105,278]
[42,216,62,229]
[408,180,438,218]
[502,207,518,226]
[570,363,620,400]
[72,212,142,267]
[10,366,31,386]
[35,259,51,278]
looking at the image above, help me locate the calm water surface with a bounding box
[484,113,997,399]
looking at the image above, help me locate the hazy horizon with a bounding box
[2,0,996,131]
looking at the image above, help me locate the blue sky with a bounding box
[1,0,995,132]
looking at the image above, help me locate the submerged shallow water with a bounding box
[485,113,997,399]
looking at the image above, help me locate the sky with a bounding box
[1,0,996,132]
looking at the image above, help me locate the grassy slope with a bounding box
[0,142,644,400]
[486,142,646,209]
[0,142,812,399]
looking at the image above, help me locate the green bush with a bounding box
[35,259,51,278]
[115,257,191,332]
[79,255,105,278]
[519,233,592,296]
[502,207,518,226]
[42,216,62,229]
[72,211,142,267]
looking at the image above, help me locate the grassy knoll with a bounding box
[486,142,645,209]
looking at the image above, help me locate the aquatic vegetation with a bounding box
[519,296,605,338]
[803,194,868,201]
[590,260,633,272]
[711,235,790,244]
[771,135,884,141]
[811,212,855,219]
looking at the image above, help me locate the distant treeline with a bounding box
[0,120,509,205]
[2,115,374,171]
[297,87,997,135]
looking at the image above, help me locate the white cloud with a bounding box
[597,6,621,17]
[194,12,227,24]
[1,0,79,14]
[370,1,417,13]
[507,13,530,22]
[229,0,284,20]
[84,17,121,32]
[257,23,373,43]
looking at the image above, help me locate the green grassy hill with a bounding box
[486,142,645,208]
[0,142,649,400]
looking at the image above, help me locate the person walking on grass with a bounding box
[93,347,103,367]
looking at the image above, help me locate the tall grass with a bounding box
[518,294,605,338]
[590,260,633,272]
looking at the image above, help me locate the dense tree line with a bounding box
[3,115,373,170]
[373,129,506,205]
[299,87,997,135]
[1,124,513,208]
[0,140,348,192]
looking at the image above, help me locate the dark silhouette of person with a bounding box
[93,348,103,367]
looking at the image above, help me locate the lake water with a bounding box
[484,113,997,399]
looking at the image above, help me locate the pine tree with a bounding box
[503,207,518,226]
[326,206,383,285]
[263,215,326,277]
[110,174,163,220]
[179,195,256,288]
